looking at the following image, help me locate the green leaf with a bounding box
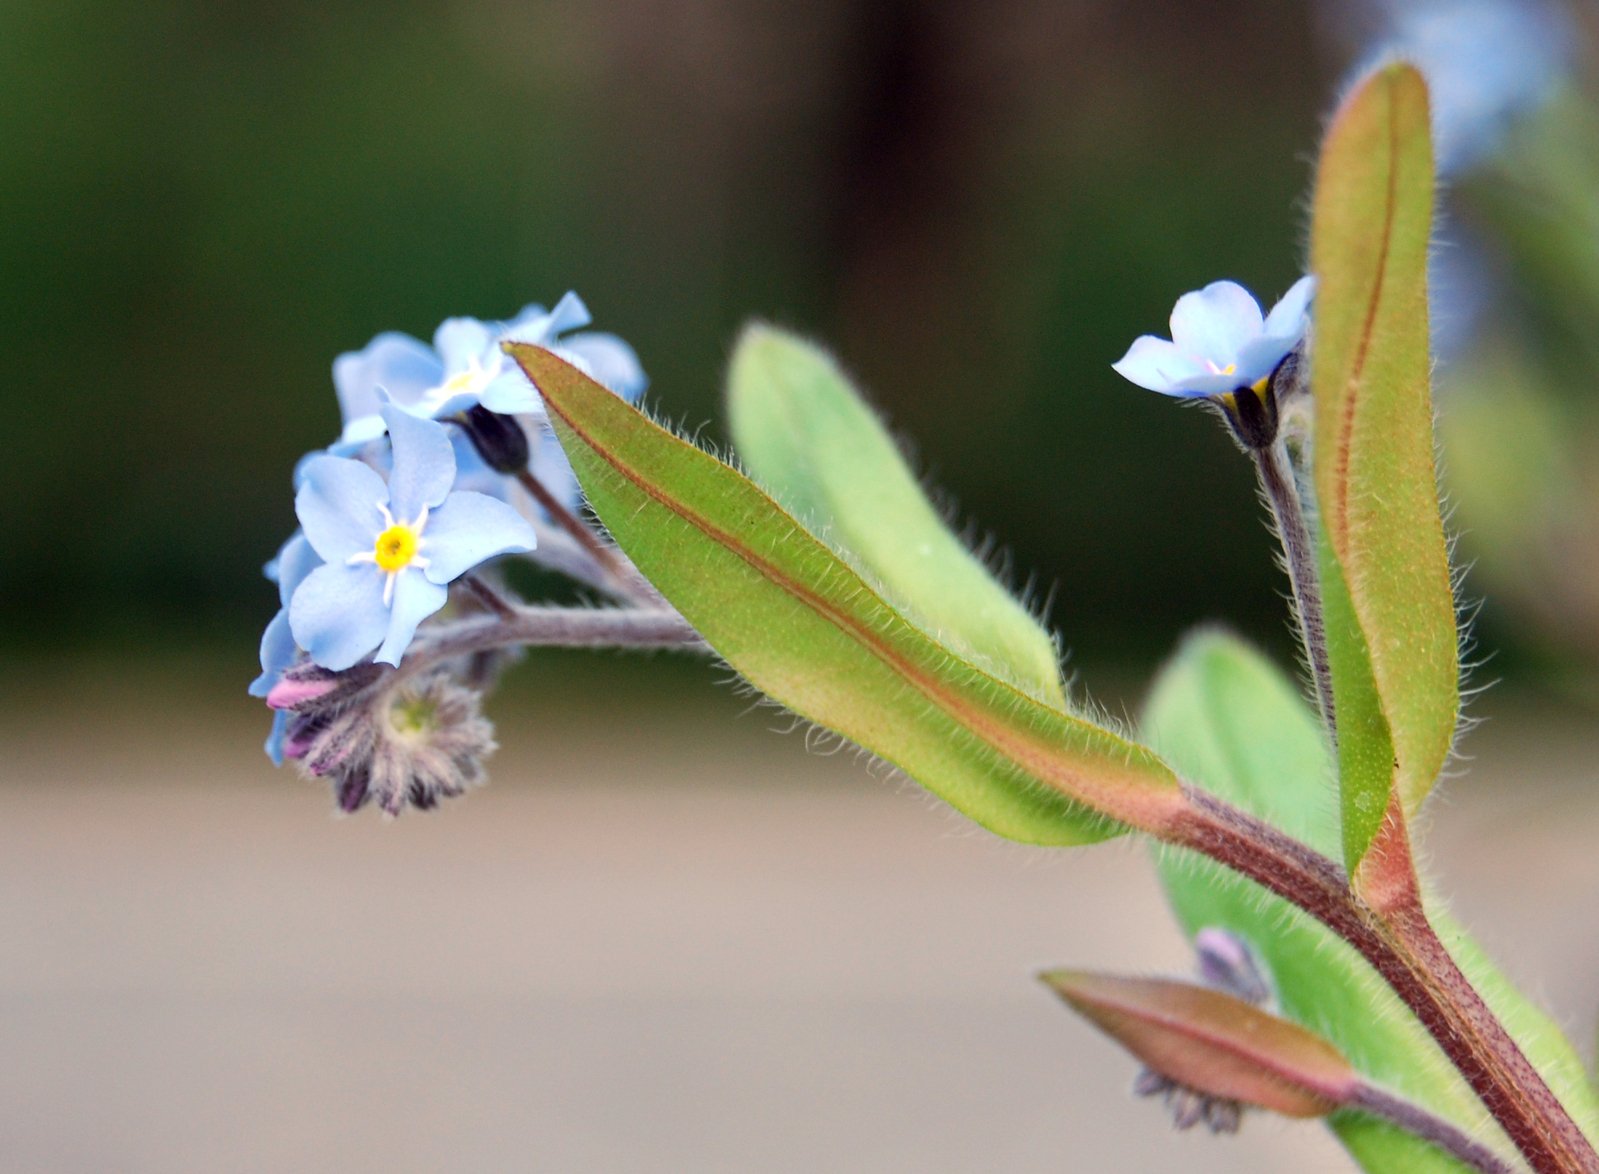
[1145,632,1598,1172]
[727,324,1066,708]
[1310,63,1459,865]
[509,342,1183,846]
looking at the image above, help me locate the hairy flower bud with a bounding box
[267,660,386,712]
[290,674,498,815]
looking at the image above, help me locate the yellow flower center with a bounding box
[442,367,482,396]
[372,524,421,573]
[418,357,497,413]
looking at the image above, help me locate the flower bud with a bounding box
[267,661,385,712]
[461,405,531,474]
[1194,927,1271,1006]
[288,674,498,816]
[1040,969,1358,1125]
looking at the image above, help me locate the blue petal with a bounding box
[381,405,456,521]
[476,369,544,416]
[559,332,648,400]
[1112,336,1203,393]
[374,571,449,666]
[292,448,326,488]
[1232,336,1298,387]
[296,456,389,564]
[420,490,538,585]
[333,332,441,423]
[433,317,494,372]
[333,413,391,455]
[450,431,512,500]
[528,428,580,516]
[1169,281,1263,368]
[506,292,591,345]
[250,608,297,697]
[1166,371,1252,396]
[264,710,290,767]
[275,531,323,607]
[289,562,389,672]
[1261,275,1315,343]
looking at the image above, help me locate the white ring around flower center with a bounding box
[346,502,433,606]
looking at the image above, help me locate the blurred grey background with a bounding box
[4,0,1599,1170]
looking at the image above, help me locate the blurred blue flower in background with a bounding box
[289,406,537,671]
[1326,0,1572,360]
[1112,277,1315,398]
[331,292,647,451]
[1350,0,1569,178]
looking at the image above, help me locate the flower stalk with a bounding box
[515,466,644,599]
[1252,438,1337,742]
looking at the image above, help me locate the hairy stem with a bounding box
[526,518,662,605]
[1349,1083,1517,1174]
[1253,440,1336,741]
[1170,786,1598,1174]
[394,605,705,689]
[459,573,519,620]
[515,468,653,602]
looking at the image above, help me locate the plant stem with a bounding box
[527,518,661,605]
[397,605,705,686]
[1253,440,1336,742]
[1349,1083,1517,1174]
[1170,786,1599,1174]
[459,573,519,620]
[515,467,651,601]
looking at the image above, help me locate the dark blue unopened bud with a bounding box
[461,405,531,474]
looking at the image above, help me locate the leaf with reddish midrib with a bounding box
[508,342,1184,846]
[1311,63,1459,867]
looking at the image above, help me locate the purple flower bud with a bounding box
[1195,927,1272,1006]
[266,674,339,711]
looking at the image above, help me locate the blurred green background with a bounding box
[12,0,1595,693]
[3,0,1347,678]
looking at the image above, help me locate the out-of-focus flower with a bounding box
[1358,0,1568,177]
[289,405,536,671]
[249,531,323,764]
[1112,277,1315,398]
[331,292,647,451]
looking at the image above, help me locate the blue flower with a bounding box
[1112,277,1316,398]
[331,292,647,452]
[289,405,537,672]
[249,531,323,765]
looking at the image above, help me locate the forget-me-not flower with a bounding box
[331,292,647,452]
[289,405,537,671]
[1112,277,1315,398]
[250,531,324,764]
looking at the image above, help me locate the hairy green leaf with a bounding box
[1311,63,1459,865]
[1145,632,1598,1172]
[510,343,1183,846]
[727,324,1066,708]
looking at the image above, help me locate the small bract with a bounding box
[289,405,537,671]
[1113,277,1315,398]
